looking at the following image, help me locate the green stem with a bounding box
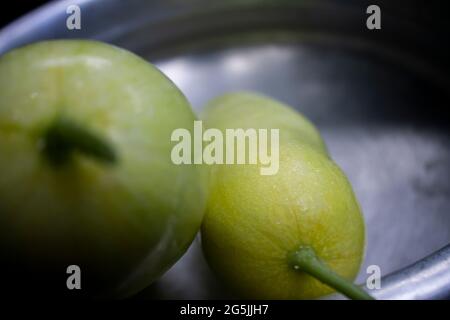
[287,246,374,300]
[43,116,117,165]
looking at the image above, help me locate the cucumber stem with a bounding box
[287,246,374,300]
[43,116,117,165]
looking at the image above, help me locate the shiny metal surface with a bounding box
[0,0,449,299]
[371,244,450,300]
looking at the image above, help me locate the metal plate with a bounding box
[1,0,449,299]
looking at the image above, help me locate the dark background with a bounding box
[0,0,50,28]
